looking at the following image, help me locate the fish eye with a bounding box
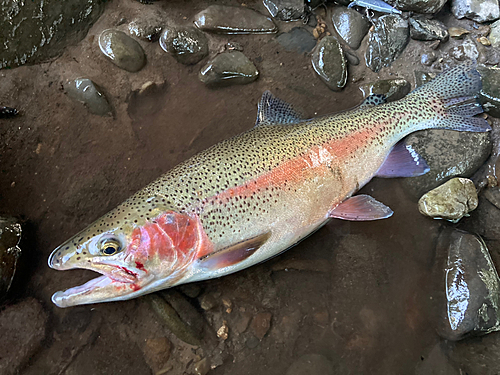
[99,238,123,256]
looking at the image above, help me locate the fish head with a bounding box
[48,203,212,308]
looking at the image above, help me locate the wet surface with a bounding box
[1,0,500,374]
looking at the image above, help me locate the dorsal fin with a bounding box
[358,94,387,109]
[255,91,305,127]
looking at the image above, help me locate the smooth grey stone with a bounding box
[421,52,437,66]
[384,0,447,13]
[159,26,208,65]
[98,29,146,72]
[402,130,491,198]
[489,19,500,47]
[199,51,259,87]
[344,49,360,65]
[194,5,277,34]
[0,0,105,69]
[332,7,370,50]
[0,217,21,298]
[478,64,500,118]
[450,37,479,61]
[64,78,112,116]
[435,229,500,340]
[286,354,334,375]
[359,78,410,102]
[452,0,500,22]
[365,15,409,73]
[276,27,316,53]
[311,36,347,91]
[414,70,436,87]
[409,16,449,41]
[263,0,304,21]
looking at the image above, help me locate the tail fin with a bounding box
[410,61,491,133]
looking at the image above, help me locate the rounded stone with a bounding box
[359,78,411,102]
[409,16,449,41]
[311,36,347,91]
[159,26,209,65]
[64,78,112,116]
[478,65,500,117]
[98,29,146,72]
[331,7,370,50]
[384,0,447,13]
[199,51,259,87]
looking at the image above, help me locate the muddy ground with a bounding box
[1,0,500,374]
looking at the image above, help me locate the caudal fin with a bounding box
[410,61,491,133]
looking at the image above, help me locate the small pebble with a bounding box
[421,52,437,66]
[449,26,470,38]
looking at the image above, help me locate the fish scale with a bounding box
[48,62,490,307]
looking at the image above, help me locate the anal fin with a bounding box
[197,232,271,270]
[377,140,430,178]
[330,195,393,221]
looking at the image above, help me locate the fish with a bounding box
[348,0,402,15]
[48,62,490,308]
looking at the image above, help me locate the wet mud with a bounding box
[1,0,500,374]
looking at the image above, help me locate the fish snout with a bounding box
[48,245,77,270]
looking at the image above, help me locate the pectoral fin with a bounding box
[197,232,271,270]
[329,195,393,221]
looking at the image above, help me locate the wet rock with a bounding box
[199,51,259,87]
[449,26,471,38]
[0,216,21,298]
[451,0,500,22]
[98,29,146,72]
[199,292,217,310]
[64,78,112,116]
[359,78,411,102]
[217,320,229,340]
[402,130,491,198]
[263,0,304,21]
[178,283,201,298]
[385,0,447,13]
[193,357,211,375]
[194,5,277,34]
[331,7,370,50]
[286,354,334,375]
[141,337,172,374]
[0,107,19,119]
[276,27,317,53]
[418,178,478,222]
[0,298,47,375]
[128,14,164,42]
[365,15,409,73]
[0,0,105,69]
[148,294,201,346]
[450,37,479,61]
[478,65,500,117]
[250,311,272,340]
[344,50,360,65]
[409,16,449,41]
[489,19,500,47]
[311,36,347,91]
[159,26,208,65]
[233,310,253,333]
[421,52,437,66]
[484,187,500,208]
[414,70,437,87]
[436,229,500,340]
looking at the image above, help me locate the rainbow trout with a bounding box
[49,62,490,307]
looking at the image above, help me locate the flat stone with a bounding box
[0,0,105,69]
[384,0,447,13]
[64,78,112,116]
[98,29,146,72]
[0,298,47,375]
[484,187,500,209]
[276,27,317,53]
[478,65,500,117]
[409,16,449,41]
[286,354,334,375]
[452,0,500,22]
[141,337,172,374]
[311,36,347,91]
[331,7,370,50]
[199,51,259,87]
[159,26,208,65]
[0,216,21,298]
[402,130,491,198]
[250,311,272,340]
[263,0,304,21]
[359,78,411,102]
[489,19,500,47]
[194,5,277,34]
[450,37,479,61]
[418,178,478,222]
[435,229,500,340]
[365,15,409,73]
